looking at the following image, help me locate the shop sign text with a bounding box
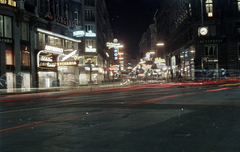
[45,45,63,53]
[45,12,76,28]
[39,61,77,67]
[0,38,13,43]
[197,39,223,44]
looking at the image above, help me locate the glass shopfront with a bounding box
[38,72,57,88]
[21,72,31,91]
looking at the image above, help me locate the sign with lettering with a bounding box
[39,61,77,67]
[45,45,63,53]
[45,12,76,28]
[197,39,224,44]
[0,38,13,43]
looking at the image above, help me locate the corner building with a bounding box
[155,0,240,80]
[0,0,83,92]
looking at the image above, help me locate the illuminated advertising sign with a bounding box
[85,30,96,37]
[73,31,85,37]
[45,45,63,53]
[40,56,53,62]
[39,61,77,67]
[85,47,96,52]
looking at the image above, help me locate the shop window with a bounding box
[6,50,13,65]
[21,46,30,66]
[21,22,29,41]
[206,0,213,17]
[204,45,218,56]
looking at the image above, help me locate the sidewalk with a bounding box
[0,81,123,96]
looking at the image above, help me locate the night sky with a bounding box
[105,0,162,59]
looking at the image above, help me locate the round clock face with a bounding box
[200,27,208,35]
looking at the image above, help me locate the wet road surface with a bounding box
[1,83,240,152]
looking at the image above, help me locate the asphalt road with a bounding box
[0,82,240,152]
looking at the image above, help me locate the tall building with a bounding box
[78,0,113,84]
[155,0,240,80]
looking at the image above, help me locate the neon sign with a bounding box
[45,45,63,53]
[45,12,76,28]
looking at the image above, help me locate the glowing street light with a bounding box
[157,43,164,46]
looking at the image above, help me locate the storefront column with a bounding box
[30,28,37,88]
[0,43,7,89]
[13,22,21,91]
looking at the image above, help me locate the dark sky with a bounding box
[105,0,162,59]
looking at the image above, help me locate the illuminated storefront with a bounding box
[36,28,81,88]
[78,56,104,85]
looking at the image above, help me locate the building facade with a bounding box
[0,0,112,92]
[78,0,113,84]
[155,0,240,80]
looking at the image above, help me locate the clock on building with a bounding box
[199,27,208,36]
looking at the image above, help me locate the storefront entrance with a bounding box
[38,72,57,88]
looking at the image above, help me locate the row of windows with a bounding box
[0,0,16,7]
[35,0,79,25]
[38,33,74,50]
[84,0,95,6]
[0,15,29,41]
[5,45,30,66]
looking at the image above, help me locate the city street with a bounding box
[1,82,240,152]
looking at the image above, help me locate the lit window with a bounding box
[238,0,240,11]
[0,0,7,4]
[48,36,62,47]
[8,0,16,7]
[189,3,192,16]
[21,46,31,66]
[74,11,78,25]
[85,24,94,32]
[6,50,13,65]
[206,0,213,17]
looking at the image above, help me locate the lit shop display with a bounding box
[37,45,79,88]
[78,56,104,85]
[38,71,57,88]
[154,57,168,79]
